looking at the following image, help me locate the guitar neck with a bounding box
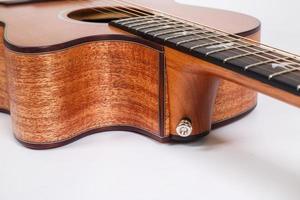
[110,15,300,106]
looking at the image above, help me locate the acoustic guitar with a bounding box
[0,0,299,149]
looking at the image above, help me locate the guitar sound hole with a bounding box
[67,7,153,23]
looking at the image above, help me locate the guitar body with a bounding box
[0,0,260,149]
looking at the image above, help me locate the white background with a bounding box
[1,0,300,200]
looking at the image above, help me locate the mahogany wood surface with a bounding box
[167,32,260,137]
[5,41,165,144]
[166,46,300,108]
[0,0,260,50]
[0,26,9,111]
[0,0,263,148]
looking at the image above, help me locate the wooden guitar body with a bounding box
[0,0,261,149]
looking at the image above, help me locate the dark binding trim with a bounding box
[170,131,210,143]
[14,52,167,149]
[0,104,256,149]
[0,0,53,5]
[16,126,171,150]
[0,14,260,149]
[169,105,257,142]
[158,51,166,137]
[2,16,259,54]
[0,108,10,114]
[212,104,257,129]
[236,23,261,37]
[4,34,164,53]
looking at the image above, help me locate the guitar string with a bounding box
[79,0,300,81]
[3,0,298,73]
[25,0,300,72]
[83,0,300,72]
[107,0,300,68]
[58,0,300,85]
[116,0,300,59]
[4,0,300,83]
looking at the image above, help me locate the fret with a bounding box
[176,38,200,46]
[135,21,172,30]
[288,58,300,68]
[205,43,254,56]
[190,41,224,50]
[127,18,177,29]
[114,15,148,23]
[120,16,156,25]
[271,70,300,92]
[223,49,273,63]
[258,51,300,65]
[136,23,160,30]
[144,25,174,34]
[164,30,207,41]
[268,68,299,80]
[175,33,222,45]
[244,57,291,70]
[226,52,296,74]
[152,28,186,37]
[127,20,157,28]
[190,40,239,51]
[144,23,188,34]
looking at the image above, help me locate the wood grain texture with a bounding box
[165,44,300,113]
[165,32,259,137]
[0,0,260,50]
[212,80,257,124]
[211,33,259,124]
[2,37,258,145]
[0,25,9,111]
[166,63,219,136]
[0,26,260,146]
[5,41,162,144]
[0,1,263,147]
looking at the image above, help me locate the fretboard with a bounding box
[110,15,300,96]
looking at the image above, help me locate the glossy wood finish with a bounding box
[167,32,259,137]
[5,41,164,144]
[210,33,259,127]
[165,46,300,109]
[0,0,260,51]
[0,1,262,147]
[111,14,300,97]
[0,32,259,146]
[0,26,9,111]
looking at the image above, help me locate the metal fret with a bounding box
[153,29,185,37]
[190,41,233,50]
[136,23,160,30]
[190,41,223,50]
[244,57,291,70]
[143,24,188,34]
[120,16,156,25]
[144,25,174,34]
[127,20,157,28]
[205,43,253,56]
[164,30,205,41]
[268,68,299,80]
[114,16,148,23]
[175,33,220,46]
[223,49,272,63]
[135,21,172,30]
